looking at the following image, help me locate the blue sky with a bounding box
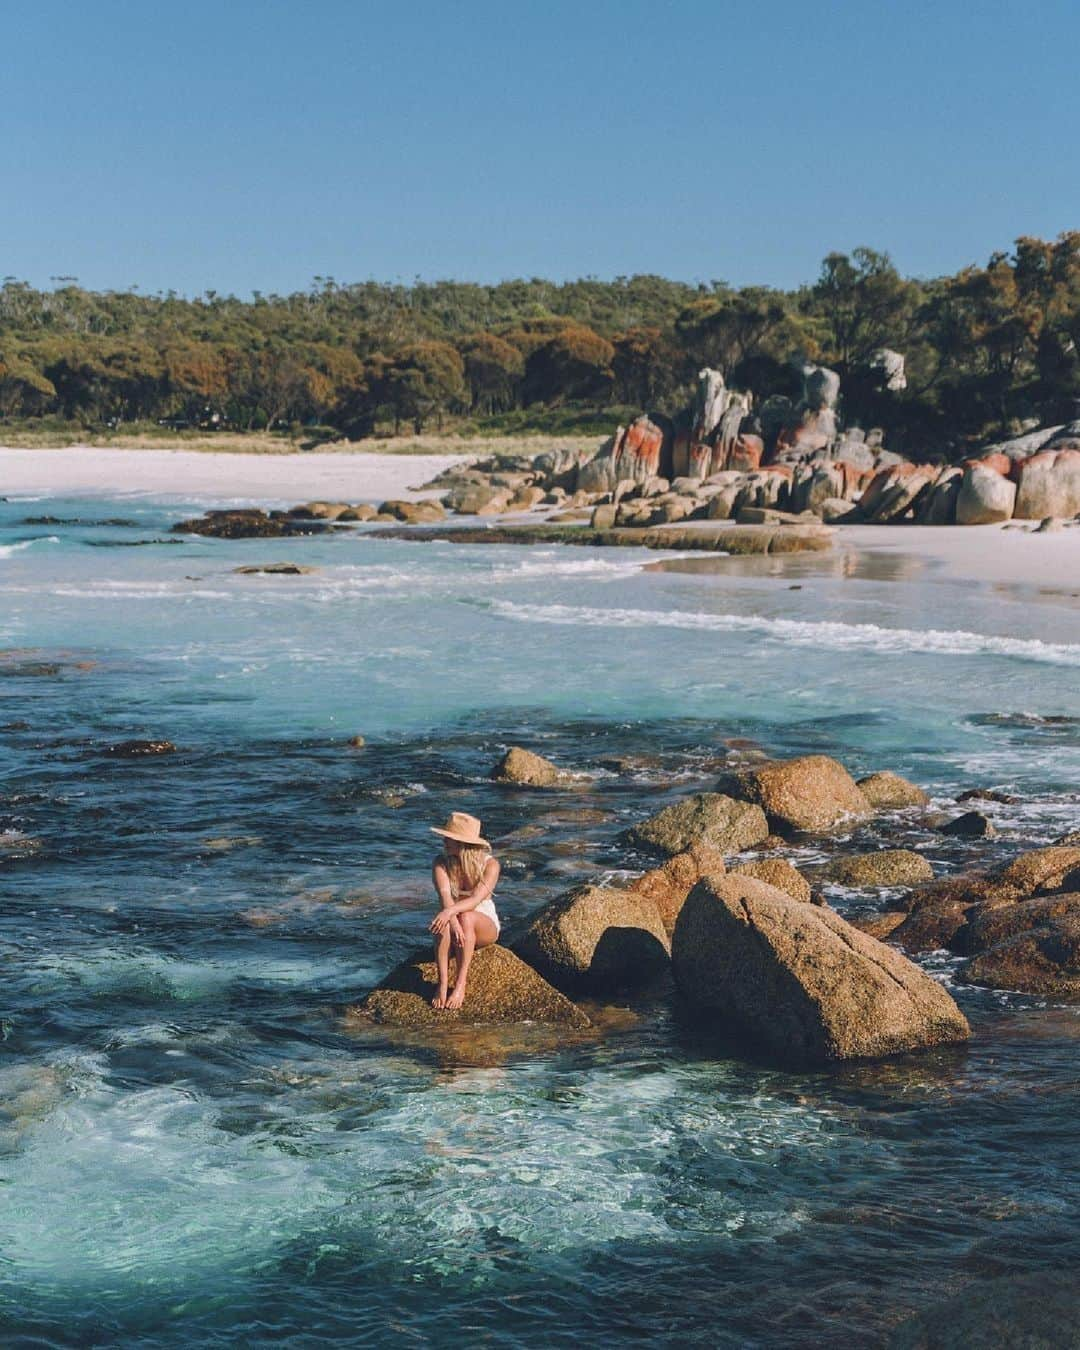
[2,0,1076,296]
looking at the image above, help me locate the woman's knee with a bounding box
[460,912,477,934]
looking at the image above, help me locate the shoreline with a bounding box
[2,445,1079,592]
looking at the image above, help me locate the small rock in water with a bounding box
[856,771,930,808]
[104,739,178,757]
[0,831,42,857]
[825,849,934,887]
[626,793,769,857]
[939,810,996,838]
[233,563,319,575]
[491,746,566,787]
[957,787,1019,805]
[347,734,366,748]
[1035,515,1064,532]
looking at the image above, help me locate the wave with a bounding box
[0,535,60,559]
[486,600,1080,667]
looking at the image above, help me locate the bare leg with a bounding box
[432,927,451,1008]
[446,912,497,1010]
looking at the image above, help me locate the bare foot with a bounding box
[431,988,448,1009]
[445,984,466,1010]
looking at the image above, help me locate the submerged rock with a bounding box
[856,771,930,808]
[103,739,177,757]
[722,755,872,833]
[671,874,970,1064]
[938,810,996,838]
[825,850,934,888]
[889,1270,1080,1350]
[956,787,1019,805]
[173,509,331,539]
[357,945,589,1027]
[626,792,769,857]
[511,884,670,993]
[233,563,319,575]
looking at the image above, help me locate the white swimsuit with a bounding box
[447,854,501,937]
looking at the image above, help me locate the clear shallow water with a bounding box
[1,494,1079,1346]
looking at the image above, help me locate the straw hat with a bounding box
[430,811,489,848]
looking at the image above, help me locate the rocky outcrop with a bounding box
[511,884,670,992]
[856,772,930,808]
[997,845,1080,893]
[358,945,590,1027]
[578,415,672,494]
[825,850,933,887]
[955,463,1017,525]
[671,874,970,1063]
[626,793,769,857]
[722,755,872,833]
[628,844,727,935]
[172,509,335,538]
[491,746,566,787]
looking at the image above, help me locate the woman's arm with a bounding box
[432,858,456,908]
[431,859,465,945]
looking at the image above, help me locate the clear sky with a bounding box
[3,0,1077,296]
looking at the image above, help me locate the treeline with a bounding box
[2,234,1079,451]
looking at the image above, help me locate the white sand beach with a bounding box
[0,446,467,506]
[2,445,1079,589]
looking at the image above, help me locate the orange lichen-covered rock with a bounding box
[728,435,764,473]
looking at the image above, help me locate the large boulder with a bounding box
[1014,448,1080,519]
[671,875,970,1064]
[914,467,962,524]
[578,416,672,494]
[996,845,1080,894]
[357,945,589,1027]
[628,844,728,935]
[491,746,565,787]
[856,771,930,808]
[626,793,769,857]
[960,898,1080,997]
[511,884,670,993]
[723,755,872,833]
[955,464,1017,525]
[826,850,934,888]
[889,874,1022,953]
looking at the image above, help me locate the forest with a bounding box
[2,234,1079,455]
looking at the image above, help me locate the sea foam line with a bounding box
[487,600,1080,667]
[0,535,60,559]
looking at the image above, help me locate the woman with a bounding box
[428,811,501,1010]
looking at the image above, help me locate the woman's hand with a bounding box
[430,908,457,936]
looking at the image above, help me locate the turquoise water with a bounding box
[1,494,1078,1346]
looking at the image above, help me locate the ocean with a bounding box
[1,490,1078,1346]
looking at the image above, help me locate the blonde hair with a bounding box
[445,843,490,896]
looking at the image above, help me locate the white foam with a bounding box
[0,535,60,559]
[487,600,1080,667]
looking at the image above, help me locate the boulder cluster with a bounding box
[422,372,1080,530]
[356,749,1080,1067]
